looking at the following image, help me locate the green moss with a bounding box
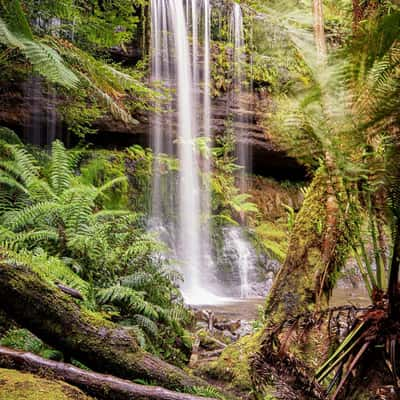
[0,369,92,400]
[264,169,332,322]
[199,330,263,392]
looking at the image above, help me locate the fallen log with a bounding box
[0,346,216,400]
[56,282,84,300]
[0,262,206,391]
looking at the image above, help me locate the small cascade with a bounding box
[222,226,258,298]
[24,18,62,146]
[229,2,255,297]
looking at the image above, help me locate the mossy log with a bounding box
[0,262,206,391]
[0,346,216,400]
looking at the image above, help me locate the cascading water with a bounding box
[230,3,252,193]
[228,3,256,297]
[150,0,264,302]
[150,0,220,304]
[223,227,255,298]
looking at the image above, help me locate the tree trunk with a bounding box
[0,346,216,400]
[252,170,345,399]
[265,169,344,321]
[0,262,206,391]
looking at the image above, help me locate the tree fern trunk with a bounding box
[312,0,327,61]
[388,220,400,320]
[264,168,345,322]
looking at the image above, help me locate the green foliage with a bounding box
[0,6,78,88]
[0,0,157,137]
[0,136,191,361]
[0,328,62,360]
[210,42,232,97]
[228,193,258,214]
[253,222,288,262]
[185,385,226,399]
[210,128,258,224]
[59,95,102,139]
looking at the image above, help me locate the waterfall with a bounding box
[150,0,219,304]
[149,0,263,302]
[230,3,252,193]
[229,3,255,297]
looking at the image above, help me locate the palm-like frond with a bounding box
[0,16,78,88]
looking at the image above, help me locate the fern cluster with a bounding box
[0,131,192,359]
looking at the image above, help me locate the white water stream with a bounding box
[150,0,257,304]
[150,0,221,304]
[230,3,252,193]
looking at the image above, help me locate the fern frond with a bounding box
[7,146,39,187]
[2,229,59,251]
[0,173,29,195]
[3,247,88,294]
[2,201,60,231]
[120,272,154,289]
[96,285,159,320]
[132,314,159,337]
[0,17,24,47]
[0,16,78,88]
[96,176,128,198]
[0,127,23,145]
[49,140,73,195]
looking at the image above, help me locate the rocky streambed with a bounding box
[189,287,370,368]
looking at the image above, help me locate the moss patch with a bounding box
[0,369,92,400]
[198,330,263,392]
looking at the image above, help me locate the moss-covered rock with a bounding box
[198,330,263,392]
[0,368,92,400]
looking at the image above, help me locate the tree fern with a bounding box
[0,14,78,88]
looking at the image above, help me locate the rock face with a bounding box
[0,76,306,180]
[211,89,307,180]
